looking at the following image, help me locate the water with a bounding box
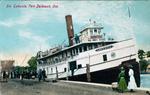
[140,74,150,88]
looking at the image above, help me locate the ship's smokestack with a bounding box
[65,15,74,46]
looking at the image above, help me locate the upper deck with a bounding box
[36,17,117,64]
[37,40,117,60]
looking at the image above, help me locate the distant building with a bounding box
[0,60,15,74]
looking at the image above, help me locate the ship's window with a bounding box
[52,59,54,64]
[53,60,55,64]
[86,31,88,35]
[94,44,98,48]
[79,47,82,52]
[61,54,63,58]
[83,46,87,51]
[49,60,51,64]
[76,48,78,55]
[78,64,82,69]
[43,60,46,64]
[90,29,93,35]
[38,61,41,64]
[65,52,67,57]
[58,57,61,62]
[73,49,75,55]
[64,68,66,72]
[63,52,66,58]
[70,51,73,56]
[51,68,53,73]
[55,58,58,63]
[98,29,101,34]
[103,54,107,61]
[94,29,97,34]
[88,45,92,50]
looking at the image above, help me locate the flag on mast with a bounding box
[128,7,131,18]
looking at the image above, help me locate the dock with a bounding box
[0,79,150,95]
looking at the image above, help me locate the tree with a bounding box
[138,49,145,60]
[139,59,148,72]
[13,66,28,73]
[28,56,37,71]
[146,51,150,57]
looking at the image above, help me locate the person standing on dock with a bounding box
[42,69,46,81]
[2,71,7,82]
[118,67,127,93]
[127,66,137,92]
[38,69,42,82]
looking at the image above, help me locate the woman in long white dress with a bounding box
[127,67,137,92]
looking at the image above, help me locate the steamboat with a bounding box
[36,15,140,87]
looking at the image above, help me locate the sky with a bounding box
[0,1,150,66]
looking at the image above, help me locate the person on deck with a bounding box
[127,66,137,92]
[118,67,127,93]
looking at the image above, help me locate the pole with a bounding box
[66,60,69,80]
[56,66,58,81]
[86,64,91,82]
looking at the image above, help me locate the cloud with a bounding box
[19,30,32,38]
[0,15,31,27]
[0,19,14,27]
[0,30,53,66]
[133,20,150,51]
[18,30,53,52]
[18,30,53,44]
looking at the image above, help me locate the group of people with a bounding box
[1,69,47,82]
[2,71,9,82]
[38,69,47,82]
[10,70,37,80]
[1,70,38,82]
[118,66,137,93]
[20,70,37,80]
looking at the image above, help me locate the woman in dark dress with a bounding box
[118,67,127,93]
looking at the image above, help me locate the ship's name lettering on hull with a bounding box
[95,45,113,51]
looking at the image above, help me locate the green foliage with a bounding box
[27,56,37,71]
[147,51,150,57]
[138,49,145,60]
[139,59,148,72]
[137,49,150,72]
[148,60,150,64]
[13,66,29,73]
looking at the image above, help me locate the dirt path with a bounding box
[0,79,148,95]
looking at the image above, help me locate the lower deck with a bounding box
[60,59,140,87]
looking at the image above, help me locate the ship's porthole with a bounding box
[111,52,116,58]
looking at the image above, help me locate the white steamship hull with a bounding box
[37,38,140,87]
